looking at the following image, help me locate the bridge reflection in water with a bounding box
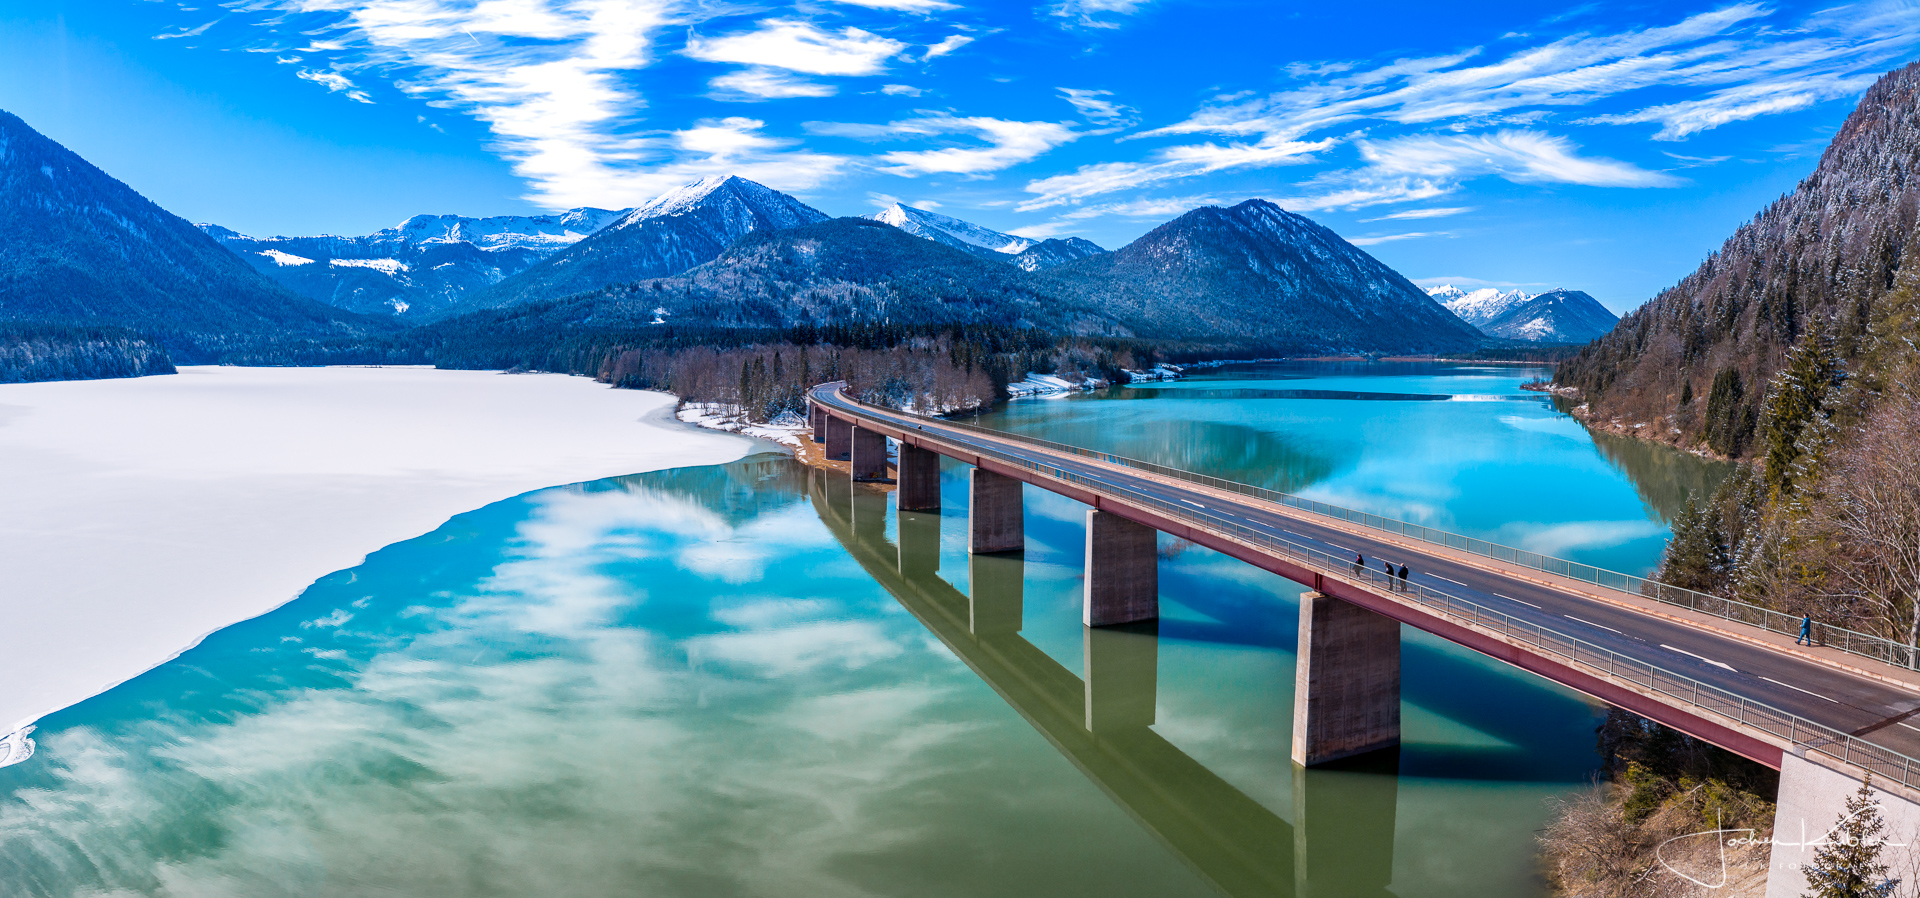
[809,467,1399,898]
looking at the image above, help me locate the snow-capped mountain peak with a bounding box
[1428,284,1535,327]
[869,203,1037,256]
[384,209,625,252]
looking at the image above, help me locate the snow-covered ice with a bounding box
[0,367,754,752]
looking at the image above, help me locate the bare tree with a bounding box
[1815,384,1920,648]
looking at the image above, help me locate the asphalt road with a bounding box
[814,387,1920,762]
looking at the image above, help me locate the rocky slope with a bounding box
[1012,237,1107,272]
[201,208,624,320]
[0,110,394,362]
[474,176,829,310]
[1556,61,1920,456]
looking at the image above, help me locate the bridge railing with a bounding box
[892,402,1915,672]
[822,393,1920,789]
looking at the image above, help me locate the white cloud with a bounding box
[1349,231,1448,246]
[684,19,907,76]
[1019,135,1330,210]
[820,0,958,11]
[1049,0,1150,28]
[834,115,1080,175]
[153,19,218,40]
[1358,130,1682,187]
[880,84,924,96]
[710,68,838,99]
[296,69,373,104]
[1057,87,1133,124]
[921,34,973,60]
[1361,206,1473,221]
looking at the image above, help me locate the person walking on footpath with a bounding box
[1381,558,1394,588]
[1797,614,1813,645]
[1353,552,1364,576]
[1398,564,1409,592]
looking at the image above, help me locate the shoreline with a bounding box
[0,366,756,750]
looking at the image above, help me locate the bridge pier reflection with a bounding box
[1086,622,1158,732]
[807,466,1403,897]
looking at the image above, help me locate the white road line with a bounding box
[1899,721,1920,733]
[1496,593,1541,609]
[1181,498,1207,509]
[1759,675,1838,704]
[1659,644,1736,672]
[1429,574,1467,587]
[1565,615,1622,634]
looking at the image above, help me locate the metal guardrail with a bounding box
[818,389,1920,789]
[902,405,1915,672]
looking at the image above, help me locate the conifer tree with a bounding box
[1801,776,1896,898]
[1760,323,1846,497]
[1659,493,1729,591]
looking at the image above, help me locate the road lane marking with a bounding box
[1181,498,1207,509]
[1495,593,1541,608]
[1564,615,1622,634]
[1758,676,1838,703]
[1430,574,1467,587]
[1900,722,1920,733]
[1659,644,1736,672]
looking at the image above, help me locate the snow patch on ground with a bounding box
[0,367,753,753]
[257,249,314,266]
[329,257,409,274]
[1006,373,1097,398]
[676,403,808,447]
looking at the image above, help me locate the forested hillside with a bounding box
[0,322,174,383]
[0,111,398,363]
[1041,200,1484,352]
[1556,62,1920,457]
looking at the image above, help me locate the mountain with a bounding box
[1479,289,1617,343]
[1557,61,1920,457]
[1041,200,1484,352]
[1427,285,1617,342]
[473,176,829,311]
[1012,237,1107,272]
[201,208,625,320]
[1429,285,1535,328]
[0,110,395,362]
[869,203,1036,259]
[417,217,1125,345]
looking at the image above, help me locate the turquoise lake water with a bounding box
[0,362,1730,897]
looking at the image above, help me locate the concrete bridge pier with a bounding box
[1766,752,1920,898]
[1291,591,1400,767]
[895,444,941,511]
[851,426,890,482]
[968,469,1024,554]
[824,416,852,461]
[809,404,826,444]
[897,508,940,579]
[968,553,1023,635]
[1084,510,1158,627]
[1085,622,1157,732]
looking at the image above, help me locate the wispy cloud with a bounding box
[153,19,219,40]
[1359,130,1681,187]
[1019,135,1330,210]
[846,115,1081,175]
[821,0,958,12]
[1049,0,1150,29]
[684,19,907,76]
[1349,231,1448,246]
[920,34,973,60]
[1057,87,1134,125]
[296,69,373,104]
[709,68,838,100]
[1361,206,1473,222]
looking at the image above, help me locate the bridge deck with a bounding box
[810,385,1920,783]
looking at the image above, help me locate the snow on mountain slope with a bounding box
[474,176,831,311]
[870,203,1037,258]
[200,207,627,320]
[1427,285,1535,328]
[1424,284,1617,342]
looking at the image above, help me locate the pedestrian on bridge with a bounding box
[1797,614,1813,645]
[1353,553,1364,576]
[1381,558,1394,586]
[1398,564,1409,592]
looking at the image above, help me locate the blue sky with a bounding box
[3,0,1918,311]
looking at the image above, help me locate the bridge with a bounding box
[808,382,1920,896]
